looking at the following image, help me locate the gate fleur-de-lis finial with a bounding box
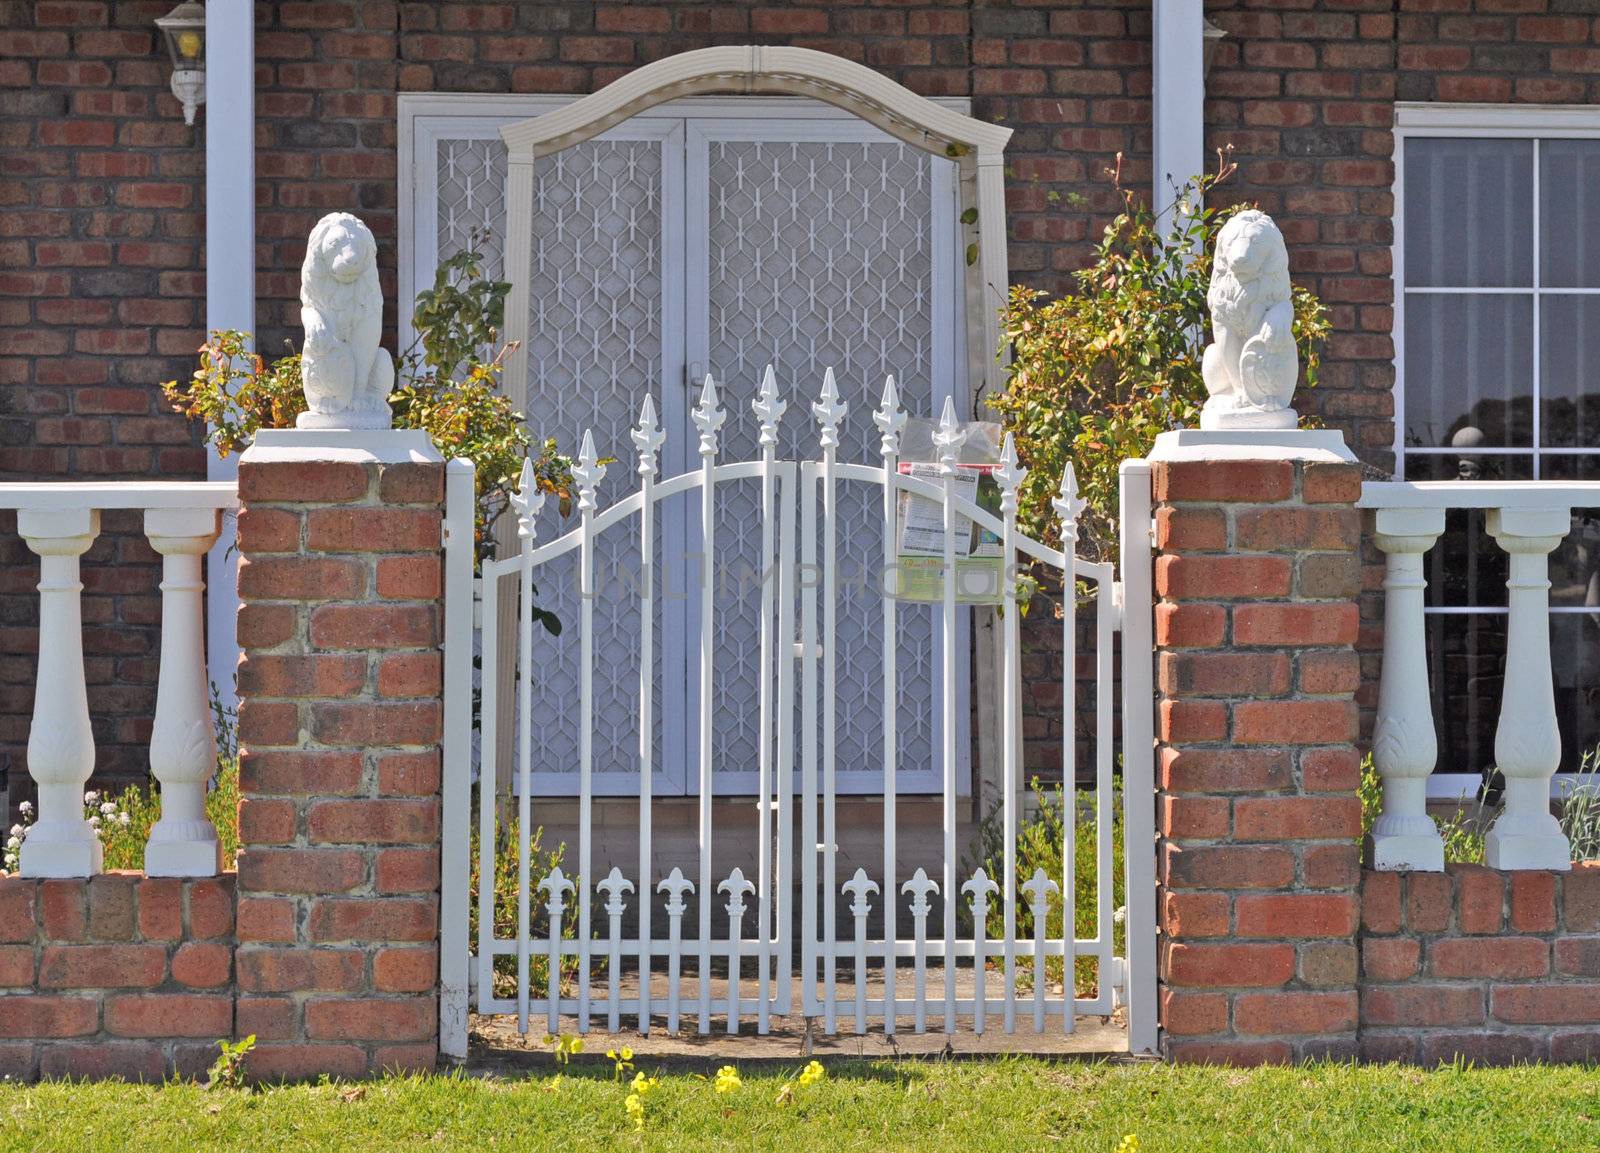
[1021,867,1060,914]
[511,456,545,540]
[812,367,847,453]
[572,429,606,515]
[901,867,939,918]
[1052,461,1087,547]
[752,364,787,451]
[597,866,634,919]
[962,867,1000,922]
[718,867,755,919]
[933,394,967,477]
[631,394,665,480]
[538,867,576,918]
[995,432,1027,518]
[842,868,880,919]
[657,867,694,916]
[872,374,907,460]
[692,373,725,459]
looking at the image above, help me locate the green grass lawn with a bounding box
[2,1058,1598,1152]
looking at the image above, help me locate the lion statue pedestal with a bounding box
[296,211,394,431]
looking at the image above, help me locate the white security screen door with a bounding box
[401,95,969,796]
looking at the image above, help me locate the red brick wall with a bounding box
[233,453,444,1079]
[0,873,235,1081]
[1361,865,1600,1064]
[0,1,209,801]
[1154,456,1366,1063]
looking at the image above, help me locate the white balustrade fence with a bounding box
[1,482,238,879]
[1361,480,1600,872]
[439,368,1158,1056]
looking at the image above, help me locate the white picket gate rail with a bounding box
[438,370,1157,1056]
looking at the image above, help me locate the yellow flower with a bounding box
[545,1033,583,1066]
[798,1060,826,1087]
[624,1092,645,1131]
[631,1071,660,1096]
[713,1065,742,1094]
[1116,1136,1141,1153]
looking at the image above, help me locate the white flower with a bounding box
[5,837,19,852]
[99,801,117,817]
[18,801,32,815]
[117,812,130,826]
[83,791,99,806]
[87,816,100,829]
[1113,905,1127,925]
[8,825,21,838]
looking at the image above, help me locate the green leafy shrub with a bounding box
[467,799,574,997]
[989,157,1331,563]
[965,778,1124,998]
[165,229,573,564]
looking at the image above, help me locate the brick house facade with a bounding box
[2,0,1598,799]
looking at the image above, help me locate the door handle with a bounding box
[687,361,704,389]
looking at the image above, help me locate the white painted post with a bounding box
[842,868,878,1035]
[902,868,937,1034]
[752,367,785,1036]
[872,375,906,1036]
[143,507,223,877]
[203,0,255,715]
[19,508,101,878]
[1152,0,1206,224]
[539,868,575,1036]
[692,376,724,1035]
[1485,506,1573,871]
[440,458,476,1059]
[933,397,967,1035]
[631,397,664,1036]
[574,431,606,1032]
[812,369,846,1037]
[1368,506,1447,872]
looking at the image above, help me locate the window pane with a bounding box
[1425,506,1513,609]
[1427,611,1504,779]
[1403,294,1533,448]
[1540,295,1600,449]
[1551,509,1600,610]
[1541,140,1600,288]
[1539,455,1600,480]
[1404,138,1532,287]
[1553,611,1600,772]
[1402,452,1533,482]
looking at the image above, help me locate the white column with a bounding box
[19,508,101,878]
[1368,507,1446,872]
[1486,506,1572,871]
[143,507,224,876]
[1152,0,1205,218]
[204,0,255,715]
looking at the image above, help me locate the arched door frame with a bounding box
[495,45,1013,417]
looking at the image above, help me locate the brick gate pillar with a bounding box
[1150,432,1365,1064]
[233,431,446,1080]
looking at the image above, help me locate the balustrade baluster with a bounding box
[1368,507,1446,872]
[19,508,101,879]
[1486,506,1573,871]
[143,507,224,877]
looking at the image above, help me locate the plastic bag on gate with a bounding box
[890,418,1005,604]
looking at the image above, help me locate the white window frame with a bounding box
[1393,102,1600,799]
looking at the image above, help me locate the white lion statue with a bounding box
[1200,209,1299,431]
[297,212,394,430]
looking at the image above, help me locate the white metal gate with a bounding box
[438,369,1157,1055]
